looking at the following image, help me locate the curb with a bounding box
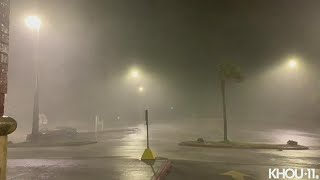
[153,160,172,180]
[179,141,309,150]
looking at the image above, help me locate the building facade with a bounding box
[0,0,10,115]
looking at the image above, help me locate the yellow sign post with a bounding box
[141,110,155,160]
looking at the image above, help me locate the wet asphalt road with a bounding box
[7,124,320,180]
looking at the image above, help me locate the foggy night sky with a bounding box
[5,0,320,133]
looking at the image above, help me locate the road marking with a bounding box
[221,170,251,180]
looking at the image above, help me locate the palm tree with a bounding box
[219,63,243,142]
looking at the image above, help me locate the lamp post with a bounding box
[25,15,41,143]
[138,85,145,122]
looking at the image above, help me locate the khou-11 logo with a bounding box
[269,168,319,179]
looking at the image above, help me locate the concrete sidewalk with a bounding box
[8,157,170,180]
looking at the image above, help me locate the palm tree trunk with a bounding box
[221,79,228,142]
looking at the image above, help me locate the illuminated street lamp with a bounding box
[131,69,139,78]
[288,59,298,69]
[25,15,41,31]
[25,15,42,142]
[138,86,144,92]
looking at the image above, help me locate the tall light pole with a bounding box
[25,15,41,142]
[138,85,145,121]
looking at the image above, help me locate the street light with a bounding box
[131,70,139,78]
[288,59,298,69]
[25,15,41,143]
[138,86,144,92]
[25,16,41,31]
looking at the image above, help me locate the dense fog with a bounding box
[6,0,320,141]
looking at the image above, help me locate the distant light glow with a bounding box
[288,59,297,69]
[170,107,174,110]
[25,16,41,30]
[131,70,139,78]
[138,86,144,92]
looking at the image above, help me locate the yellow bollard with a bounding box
[141,148,156,160]
[0,117,17,180]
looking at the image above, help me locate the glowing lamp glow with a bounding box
[25,16,41,30]
[288,59,297,69]
[138,86,144,92]
[131,70,139,78]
